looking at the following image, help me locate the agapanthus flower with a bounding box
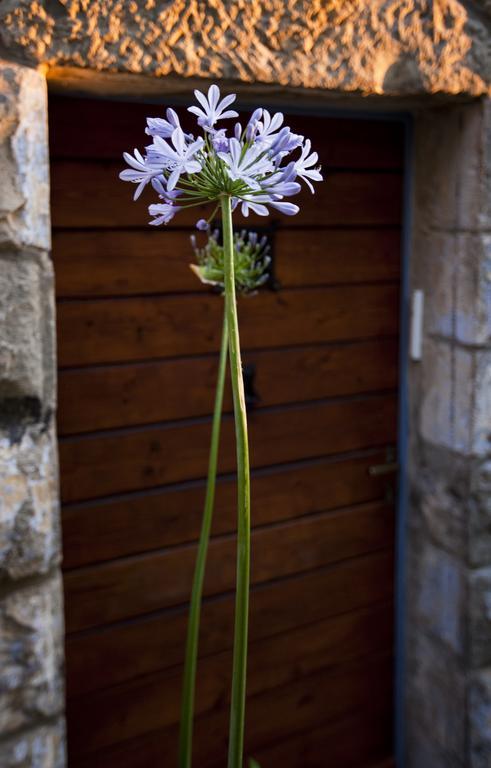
[187,84,239,130]
[119,84,322,227]
[294,139,323,193]
[145,108,182,138]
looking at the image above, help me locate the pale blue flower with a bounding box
[152,128,204,190]
[119,148,163,200]
[149,202,180,225]
[196,219,209,231]
[270,127,304,161]
[239,194,299,218]
[145,108,181,138]
[188,84,238,130]
[255,110,284,146]
[218,139,274,189]
[211,129,229,153]
[245,108,263,142]
[294,139,323,193]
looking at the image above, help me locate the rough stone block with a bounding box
[412,447,469,560]
[0,251,56,414]
[470,458,491,567]
[1,2,490,96]
[405,629,466,757]
[469,567,491,668]
[419,340,490,456]
[0,721,65,768]
[411,231,455,340]
[419,338,454,450]
[0,424,60,581]
[405,719,462,768]
[0,574,64,735]
[455,234,491,346]
[453,346,476,455]
[413,542,465,654]
[472,350,491,457]
[0,60,50,252]
[470,668,491,768]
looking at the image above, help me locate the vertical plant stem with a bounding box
[221,195,251,768]
[179,310,229,768]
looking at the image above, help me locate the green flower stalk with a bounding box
[178,310,228,768]
[221,195,252,768]
[119,83,322,768]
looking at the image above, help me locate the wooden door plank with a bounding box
[70,703,392,768]
[68,653,392,763]
[59,393,397,503]
[64,501,394,632]
[57,284,399,367]
[62,450,393,569]
[52,228,401,297]
[67,603,393,753]
[249,706,393,768]
[58,338,398,434]
[66,549,394,696]
[51,163,402,228]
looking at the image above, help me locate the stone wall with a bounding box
[407,98,491,767]
[0,59,64,767]
[0,1,490,97]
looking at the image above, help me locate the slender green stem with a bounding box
[178,310,229,768]
[221,195,251,768]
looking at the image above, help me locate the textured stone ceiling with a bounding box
[0,0,490,96]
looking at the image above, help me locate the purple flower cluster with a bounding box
[120,84,322,227]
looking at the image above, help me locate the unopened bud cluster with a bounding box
[190,229,271,294]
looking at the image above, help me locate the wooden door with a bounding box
[50,94,403,768]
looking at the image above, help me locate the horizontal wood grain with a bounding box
[58,338,398,434]
[59,393,397,503]
[57,284,399,367]
[52,228,401,297]
[69,653,392,764]
[250,706,393,768]
[71,703,392,768]
[51,163,402,228]
[62,449,393,569]
[67,602,393,754]
[64,500,394,632]
[66,549,394,696]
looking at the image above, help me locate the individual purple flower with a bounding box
[145,108,182,138]
[151,177,182,201]
[239,194,299,218]
[255,110,284,146]
[270,127,304,161]
[261,177,301,198]
[196,219,209,231]
[218,139,273,189]
[148,202,180,225]
[294,139,323,193]
[119,148,164,200]
[211,129,229,153]
[152,128,204,190]
[187,84,238,130]
[245,108,263,142]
